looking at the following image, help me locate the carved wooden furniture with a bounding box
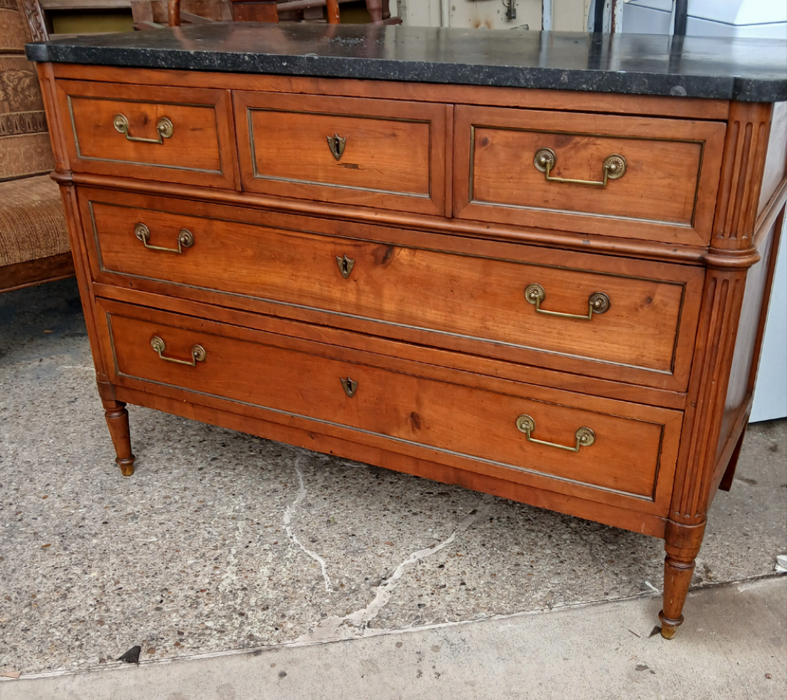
[0,0,71,292]
[27,25,787,638]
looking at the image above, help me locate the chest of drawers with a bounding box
[28,25,787,639]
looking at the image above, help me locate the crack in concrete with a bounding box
[283,454,333,593]
[296,495,495,643]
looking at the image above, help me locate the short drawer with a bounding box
[57,80,238,189]
[454,106,726,246]
[83,190,704,392]
[234,91,447,215]
[98,300,681,511]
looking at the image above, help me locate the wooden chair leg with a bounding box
[326,0,340,23]
[103,399,135,476]
[659,521,704,639]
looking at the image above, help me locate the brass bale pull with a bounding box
[533,147,626,187]
[327,133,347,161]
[114,113,174,144]
[150,335,206,366]
[336,254,355,279]
[135,223,194,254]
[524,283,610,321]
[516,415,595,453]
[340,377,358,397]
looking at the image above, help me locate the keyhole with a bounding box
[336,254,355,279]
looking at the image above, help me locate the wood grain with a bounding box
[713,102,773,250]
[234,91,446,215]
[51,64,730,121]
[98,298,682,511]
[56,80,239,190]
[79,187,705,392]
[92,282,690,410]
[112,383,669,537]
[0,253,74,293]
[454,105,726,246]
[60,170,724,266]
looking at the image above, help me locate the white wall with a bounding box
[397,0,592,30]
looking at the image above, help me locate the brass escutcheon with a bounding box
[114,113,174,144]
[533,147,626,187]
[150,335,206,366]
[327,133,347,161]
[340,377,358,398]
[515,414,595,453]
[525,283,610,320]
[135,223,194,254]
[336,254,355,279]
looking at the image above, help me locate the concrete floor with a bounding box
[1,278,785,691]
[2,578,785,700]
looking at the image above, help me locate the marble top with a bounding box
[26,23,787,102]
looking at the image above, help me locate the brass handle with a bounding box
[516,415,595,453]
[336,254,355,279]
[150,335,206,366]
[114,113,174,144]
[327,133,347,161]
[533,148,626,187]
[135,223,194,254]
[524,283,610,321]
[340,377,358,397]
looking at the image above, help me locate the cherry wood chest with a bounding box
[27,25,787,638]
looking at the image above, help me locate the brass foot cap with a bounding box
[117,457,135,477]
[658,611,684,640]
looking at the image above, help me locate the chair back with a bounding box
[0,0,54,184]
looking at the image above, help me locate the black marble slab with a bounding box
[26,23,787,102]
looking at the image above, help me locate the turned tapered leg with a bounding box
[659,521,704,639]
[102,399,135,476]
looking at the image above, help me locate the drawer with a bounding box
[57,80,238,189]
[454,106,726,246]
[234,91,447,216]
[98,300,681,511]
[82,190,704,392]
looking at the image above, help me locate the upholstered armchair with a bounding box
[0,0,72,292]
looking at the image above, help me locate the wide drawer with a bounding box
[82,189,704,392]
[234,91,447,216]
[97,300,681,511]
[57,80,238,189]
[454,106,726,246]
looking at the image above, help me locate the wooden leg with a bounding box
[719,428,746,491]
[659,521,704,639]
[103,399,135,476]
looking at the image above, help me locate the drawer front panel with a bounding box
[234,92,446,215]
[454,106,726,246]
[57,80,238,189]
[85,193,704,390]
[101,302,681,509]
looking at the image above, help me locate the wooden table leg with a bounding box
[102,399,135,476]
[659,520,705,639]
